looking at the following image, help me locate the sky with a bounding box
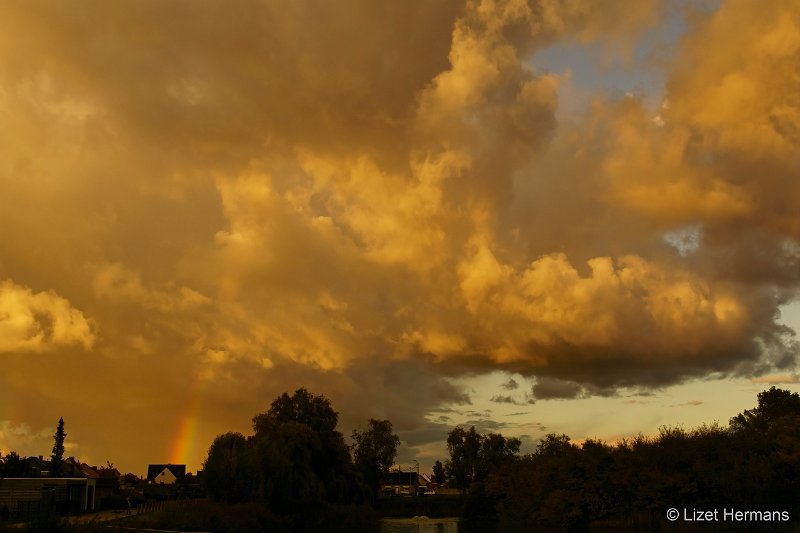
[1,0,799,477]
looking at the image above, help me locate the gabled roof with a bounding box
[382,471,418,485]
[80,463,100,479]
[95,466,121,480]
[64,457,88,477]
[146,464,186,481]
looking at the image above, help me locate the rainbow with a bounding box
[169,377,205,469]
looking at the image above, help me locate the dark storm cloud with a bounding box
[490,395,521,404]
[531,377,586,400]
[502,378,519,390]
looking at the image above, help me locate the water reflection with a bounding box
[381,517,459,533]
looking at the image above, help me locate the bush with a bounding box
[110,499,287,533]
[461,482,497,524]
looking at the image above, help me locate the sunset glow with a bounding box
[1,0,799,476]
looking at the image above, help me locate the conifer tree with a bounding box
[50,417,67,477]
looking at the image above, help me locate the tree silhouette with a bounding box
[445,426,481,490]
[50,417,67,477]
[1,451,31,477]
[253,388,363,509]
[204,388,368,514]
[351,419,400,495]
[445,426,520,490]
[729,386,800,432]
[432,459,446,484]
[203,432,256,504]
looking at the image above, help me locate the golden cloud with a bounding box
[0,280,95,353]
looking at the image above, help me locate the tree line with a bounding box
[479,386,800,528]
[202,386,800,529]
[4,386,797,529]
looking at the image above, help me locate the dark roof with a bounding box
[146,464,186,481]
[79,463,100,479]
[382,471,419,485]
[97,467,121,480]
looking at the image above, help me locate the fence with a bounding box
[135,497,205,515]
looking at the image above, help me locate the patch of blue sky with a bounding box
[530,4,690,119]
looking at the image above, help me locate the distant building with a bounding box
[146,464,186,484]
[380,470,422,496]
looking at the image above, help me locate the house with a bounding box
[83,464,120,502]
[0,477,97,519]
[26,456,49,477]
[62,457,87,478]
[96,467,121,482]
[146,464,186,484]
[78,463,100,479]
[380,470,421,496]
[119,472,142,491]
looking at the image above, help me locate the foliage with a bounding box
[483,388,800,528]
[432,459,446,484]
[107,499,288,533]
[534,433,574,456]
[203,432,257,503]
[444,426,520,490]
[256,388,366,509]
[445,426,481,489]
[50,418,67,477]
[203,388,369,516]
[0,451,35,477]
[729,386,800,432]
[255,388,339,435]
[351,419,400,495]
[461,481,497,523]
[103,498,379,533]
[197,386,800,528]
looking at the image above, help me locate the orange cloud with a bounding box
[0,280,95,353]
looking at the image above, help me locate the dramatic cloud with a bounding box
[1,0,798,472]
[0,280,95,353]
[531,377,586,400]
